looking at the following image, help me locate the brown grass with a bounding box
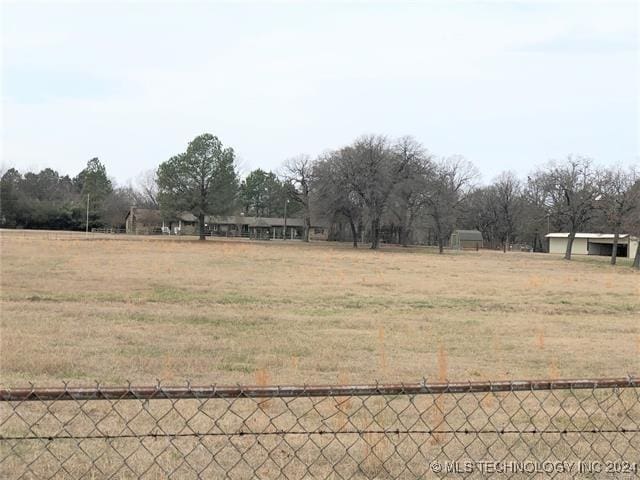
[1,230,638,386]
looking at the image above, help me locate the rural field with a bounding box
[1,229,638,387]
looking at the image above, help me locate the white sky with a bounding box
[2,1,638,185]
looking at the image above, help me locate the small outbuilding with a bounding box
[450,230,483,250]
[546,233,639,259]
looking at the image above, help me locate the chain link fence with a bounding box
[1,377,638,478]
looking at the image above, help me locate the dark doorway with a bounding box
[588,242,628,258]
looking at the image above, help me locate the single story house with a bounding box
[125,207,328,240]
[546,233,639,259]
[207,215,329,240]
[200,215,292,239]
[450,230,483,250]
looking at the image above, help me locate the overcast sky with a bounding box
[2,1,638,185]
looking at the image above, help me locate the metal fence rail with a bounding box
[1,377,638,479]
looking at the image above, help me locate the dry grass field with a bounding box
[1,230,638,387]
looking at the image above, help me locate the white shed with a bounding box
[545,233,639,259]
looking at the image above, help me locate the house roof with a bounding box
[453,230,483,241]
[206,215,306,227]
[175,212,326,228]
[253,218,273,228]
[545,233,636,240]
[178,212,198,222]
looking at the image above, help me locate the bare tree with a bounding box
[103,186,137,228]
[283,155,314,242]
[339,135,391,249]
[492,172,522,252]
[459,186,500,248]
[538,156,602,260]
[387,138,433,246]
[312,153,364,247]
[135,169,160,208]
[423,156,478,253]
[599,166,640,265]
[338,135,417,249]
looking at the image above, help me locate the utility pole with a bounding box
[283,198,288,240]
[85,193,90,237]
[546,213,551,253]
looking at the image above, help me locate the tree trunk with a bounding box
[400,208,415,247]
[400,228,410,247]
[303,216,310,242]
[610,231,619,266]
[301,199,310,242]
[370,217,380,250]
[349,218,358,248]
[400,218,412,247]
[564,231,575,260]
[198,213,206,241]
[537,232,544,253]
[532,232,541,253]
[434,220,444,254]
[633,243,640,270]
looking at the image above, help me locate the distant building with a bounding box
[198,215,328,240]
[124,207,329,240]
[545,233,639,259]
[450,230,483,250]
[125,207,166,235]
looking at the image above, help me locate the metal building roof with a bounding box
[545,233,634,239]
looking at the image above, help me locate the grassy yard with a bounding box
[1,230,638,386]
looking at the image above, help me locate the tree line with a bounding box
[0,158,161,231]
[2,132,639,267]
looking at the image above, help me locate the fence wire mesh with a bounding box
[1,378,638,479]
